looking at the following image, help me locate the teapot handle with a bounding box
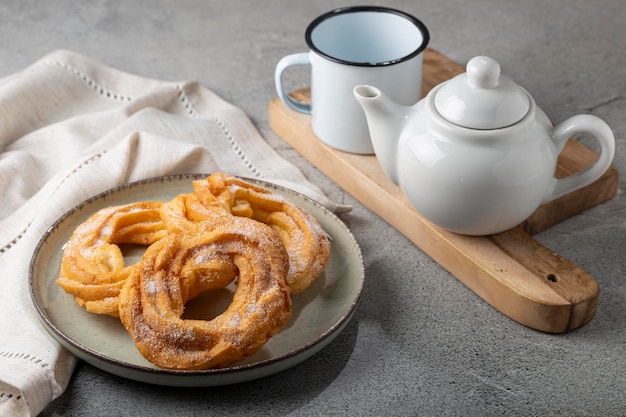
[544,114,615,203]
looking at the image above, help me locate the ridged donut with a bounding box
[56,201,167,317]
[118,216,292,370]
[187,172,331,294]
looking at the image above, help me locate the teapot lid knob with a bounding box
[434,55,530,129]
[467,56,500,89]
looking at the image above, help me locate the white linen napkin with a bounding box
[0,50,344,417]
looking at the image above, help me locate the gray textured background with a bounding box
[4,1,624,415]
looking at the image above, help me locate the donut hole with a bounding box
[119,243,149,266]
[181,281,237,321]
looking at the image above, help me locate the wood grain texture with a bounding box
[268,48,618,333]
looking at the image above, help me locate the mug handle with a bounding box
[274,52,311,114]
[543,114,615,203]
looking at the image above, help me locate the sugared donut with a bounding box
[189,172,331,294]
[118,216,292,370]
[56,201,167,317]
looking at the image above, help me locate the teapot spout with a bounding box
[354,85,408,184]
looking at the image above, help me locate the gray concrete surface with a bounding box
[3,0,624,416]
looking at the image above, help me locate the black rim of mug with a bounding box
[304,5,430,67]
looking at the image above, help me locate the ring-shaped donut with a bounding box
[118,216,292,370]
[56,201,167,317]
[187,172,331,294]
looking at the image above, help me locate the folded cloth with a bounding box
[0,50,346,417]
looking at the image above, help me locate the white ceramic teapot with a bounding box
[354,56,615,235]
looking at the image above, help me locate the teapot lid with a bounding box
[434,56,530,129]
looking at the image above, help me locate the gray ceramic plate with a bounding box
[29,174,364,387]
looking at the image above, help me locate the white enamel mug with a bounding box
[275,6,429,154]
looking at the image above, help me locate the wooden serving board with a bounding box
[268,48,619,333]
